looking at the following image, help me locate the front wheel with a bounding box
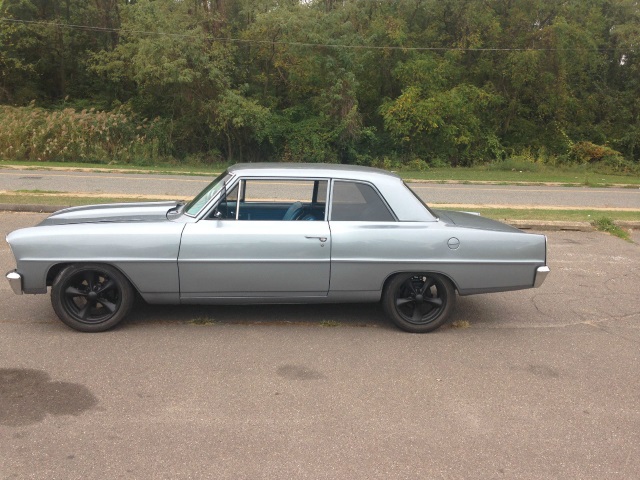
[382,273,456,333]
[51,264,134,332]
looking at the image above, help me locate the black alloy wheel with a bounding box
[51,264,134,332]
[383,273,455,333]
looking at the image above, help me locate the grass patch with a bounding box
[319,320,341,327]
[15,189,64,194]
[458,208,640,223]
[0,193,171,206]
[0,159,224,176]
[400,166,640,186]
[451,320,471,329]
[592,216,632,242]
[3,160,640,185]
[189,316,219,326]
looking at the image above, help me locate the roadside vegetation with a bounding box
[1,0,639,174]
[592,216,633,242]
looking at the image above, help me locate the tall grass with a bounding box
[486,145,639,175]
[0,104,169,164]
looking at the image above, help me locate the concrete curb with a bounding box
[507,220,594,232]
[2,203,638,231]
[616,221,640,229]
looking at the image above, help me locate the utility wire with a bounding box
[0,17,618,52]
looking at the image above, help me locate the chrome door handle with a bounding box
[305,236,327,242]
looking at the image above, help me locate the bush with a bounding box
[427,157,450,168]
[403,158,430,171]
[589,156,640,175]
[371,156,402,171]
[568,141,623,164]
[0,104,170,164]
[564,141,639,174]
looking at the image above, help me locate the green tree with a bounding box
[0,0,119,103]
[1,0,639,164]
[381,56,502,165]
[91,0,239,158]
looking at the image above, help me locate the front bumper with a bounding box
[533,266,550,288]
[6,270,23,295]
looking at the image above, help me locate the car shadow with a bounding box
[125,300,393,330]
[120,291,509,332]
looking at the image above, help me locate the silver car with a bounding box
[5,163,549,333]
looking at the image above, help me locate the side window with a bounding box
[210,179,328,221]
[330,181,395,221]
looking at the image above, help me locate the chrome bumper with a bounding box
[6,270,23,295]
[533,266,550,288]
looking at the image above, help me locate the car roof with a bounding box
[228,163,401,182]
[224,162,435,222]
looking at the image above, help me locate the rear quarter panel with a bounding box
[328,221,546,295]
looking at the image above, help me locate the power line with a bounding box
[0,17,617,52]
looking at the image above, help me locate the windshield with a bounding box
[184,171,232,216]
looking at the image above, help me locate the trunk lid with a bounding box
[433,209,522,233]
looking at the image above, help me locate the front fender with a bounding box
[7,222,185,295]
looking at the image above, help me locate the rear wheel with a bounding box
[51,264,134,332]
[383,273,455,333]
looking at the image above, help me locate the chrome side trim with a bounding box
[6,270,23,295]
[533,266,550,288]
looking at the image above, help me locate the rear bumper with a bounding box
[6,270,23,295]
[533,266,550,288]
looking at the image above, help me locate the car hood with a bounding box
[38,201,183,226]
[433,209,522,233]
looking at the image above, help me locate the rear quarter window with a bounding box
[330,181,395,221]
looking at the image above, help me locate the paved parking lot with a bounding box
[1,212,639,479]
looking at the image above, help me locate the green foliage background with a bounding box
[1,0,639,168]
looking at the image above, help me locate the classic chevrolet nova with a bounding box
[6,163,549,332]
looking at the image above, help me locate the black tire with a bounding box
[51,264,135,332]
[382,272,456,333]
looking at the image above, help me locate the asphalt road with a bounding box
[2,168,640,209]
[1,212,639,479]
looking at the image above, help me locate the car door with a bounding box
[328,180,409,294]
[178,178,331,300]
